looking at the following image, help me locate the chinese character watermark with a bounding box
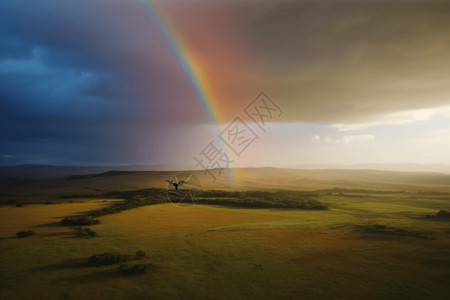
[193,141,234,182]
[218,117,258,157]
[165,172,202,207]
[244,91,283,132]
[194,91,283,183]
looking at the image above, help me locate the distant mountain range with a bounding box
[0,163,449,180]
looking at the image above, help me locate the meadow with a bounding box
[1,169,450,299]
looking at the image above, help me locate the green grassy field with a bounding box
[1,186,450,299]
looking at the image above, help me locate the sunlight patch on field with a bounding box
[0,200,109,238]
[96,203,280,239]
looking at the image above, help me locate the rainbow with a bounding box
[144,1,235,182]
[145,1,221,125]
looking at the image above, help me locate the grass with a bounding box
[1,188,450,299]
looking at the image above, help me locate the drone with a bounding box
[165,174,192,191]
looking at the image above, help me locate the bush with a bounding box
[118,263,155,275]
[89,189,167,218]
[16,230,35,238]
[426,210,450,219]
[87,253,127,266]
[200,190,327,210]
[16,203,22,207]
[60,216,100,226]
[136,251,146,259]
[437,210,450,218]
[74,227,97,237]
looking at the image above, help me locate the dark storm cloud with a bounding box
[0,0,193,113]
[2,0,450,165]
[237,0,450,123]
[0,0,207,165]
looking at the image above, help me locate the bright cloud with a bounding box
[333,105,450,131]
[312,134,374,144]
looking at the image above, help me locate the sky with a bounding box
[0,0,449,168]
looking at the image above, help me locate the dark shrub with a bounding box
[74,227,97,237]
[372,224,387,230]
[437,210,450,218]
[136,251,146,259]
[61,216,100,226]
[45,201,53,205]
[87,253,127,266]
[86,229,97,237]
[118,263,155,275]
[16,230,35,238]
[16,203,22,207]
[200,190,327,210]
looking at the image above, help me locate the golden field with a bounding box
[1,169,450,299]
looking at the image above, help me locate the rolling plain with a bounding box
[1,168,450,299]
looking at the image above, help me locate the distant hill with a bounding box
[285,163,450,174]
[0,164,192,179]
[2,163,450,180]
[2,167,450,204]
[228,168,450,192]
